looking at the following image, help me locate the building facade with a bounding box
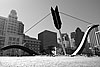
[0,16,7,55]
[62,33,70,48]
[38,30,57,54]
[70,32,76,49]
[58,33,70,48]
[23,35,41,55]
[95,31,100,46]
[75,27,84,49]
[0,16,7,48]
[88,25,99,48]
[0,10,24,56]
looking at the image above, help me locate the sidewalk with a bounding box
[0,56,100,67]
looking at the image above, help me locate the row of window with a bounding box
[29,44,39,48]
[7,25,23,34]
[24,40,40,44]
[8,27,17,32]
[8,22,17,26]
[8,41,19,45]
[8,25,18,29]
[9,37,20,42]
[25,44,39,47]
[7,31,17,34]
[29,47,39,51]
[9,17,17,22]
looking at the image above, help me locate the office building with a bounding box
[0,16,7,55]
[70,32,76,49]
[23,35,41,55]
[38,30,57,54]
[0,16,6,48]
[75,27,84,48]
[0,10,24,56]
[58,33,71,54]
[61,33,70,48]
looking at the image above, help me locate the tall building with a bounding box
[88,25,99,48]
[70,32,75,39]
[0,10,24,56]
[38,30,57,54]
[70,32,76,49]
[23,35,41,55]
[95,31,100,46]
[58,33,71,54]
[75,27,84,48]
[0,16,7,55]
[61,33,71,54]
[60,33,70,48]
[0,16,6,48]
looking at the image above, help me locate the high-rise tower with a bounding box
[0,10,24,56]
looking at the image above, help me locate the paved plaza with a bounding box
[0,56,100,67]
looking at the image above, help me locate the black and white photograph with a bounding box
[0,0,100,67]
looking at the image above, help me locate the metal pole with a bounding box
[58,29,66,55]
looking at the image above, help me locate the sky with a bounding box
[0,0,100,39]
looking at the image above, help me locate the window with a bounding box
[9,37,12,41]
[12,42,15,44]
[13,37,16,41]
[0,30,2,35]
[16,43,19,45]
[8,42,11,45]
